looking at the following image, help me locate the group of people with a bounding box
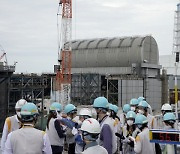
[0,96,178,154]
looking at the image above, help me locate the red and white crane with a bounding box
[55,0,72,107]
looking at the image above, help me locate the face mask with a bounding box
[131,107,136,111]
[127,120,134,126]
[16,112,21,118]
[138,109,144,115]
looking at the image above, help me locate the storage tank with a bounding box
[71,36,159,68]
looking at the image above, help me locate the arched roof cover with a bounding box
[71,36,159,68]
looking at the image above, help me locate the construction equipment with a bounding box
[0,45,8,65]
[55,0,72,108]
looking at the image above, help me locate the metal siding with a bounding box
[146,79,162,110]
[71,36,159,68]
[98,39,109,48]
[118,79,144,107]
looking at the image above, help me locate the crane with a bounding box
[55,0,72,108]
[0,45,8,65]
[0,52,6,61]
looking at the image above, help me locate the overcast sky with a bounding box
[0,0,179,73]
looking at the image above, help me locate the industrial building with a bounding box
[0,62,15,132]
[0,35,169,132]
[70,35,163,110]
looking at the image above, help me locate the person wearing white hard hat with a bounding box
[81,118,108,154]
[161,103,172,116]
[4,102,52,154]
[155,103,173,129]
[75,108,92,154]
[1,99,27,153]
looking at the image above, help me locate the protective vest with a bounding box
[10,127,45,154]
[122,125,135,154]
[46,118,64,146]
[134,128,155,154]
[162,144,176,154]
[6,115,20,133]
[63,117,76,144]
[99,116,117,154]
[147,114,157,129]
[82,145,108,154]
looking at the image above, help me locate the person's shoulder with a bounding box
[99,145,108,150]
[6,115,15,121]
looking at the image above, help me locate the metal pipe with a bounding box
[175,62,178,128]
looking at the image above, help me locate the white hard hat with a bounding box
[15,99,27,109]
[79,108,92,117]
[81,118,101,134]
[161,103,172,111]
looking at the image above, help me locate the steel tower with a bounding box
[56,0,72,107]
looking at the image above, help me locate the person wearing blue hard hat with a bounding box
[129,114,156,154]
[130,98,139,113]
[93,97,117,154]
[137,96,145,103]
[63,103,78,154]
[46,102,65,154]
[138,100,157,129]
[163,112,176,130]
[108,104,120,121]
[161,112,177,154]
[119,104,131,128]
[121,111,137,154]
[4,102,52,154]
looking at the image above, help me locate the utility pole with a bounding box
[173,3,180,127]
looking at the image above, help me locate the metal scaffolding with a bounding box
[8,73,53,113]
[71,73,101,105]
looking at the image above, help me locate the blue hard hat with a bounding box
[130,98,139,106]
[21,102,39,122]
[123,104,131,113]
[138,96,145,103]
[126,111,136,119]
[50,102,62,112]
[135,114,148,125]
[113,105,119,113]
[109,104,119,113]
[163,112,176,122]
[64,104,77,114]
[138,100,148,108]
[108,103,113,110]
[93,97,109,109]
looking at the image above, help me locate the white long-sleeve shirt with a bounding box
[4,127,52,154]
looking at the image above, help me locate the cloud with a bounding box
[0,0,179,73]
